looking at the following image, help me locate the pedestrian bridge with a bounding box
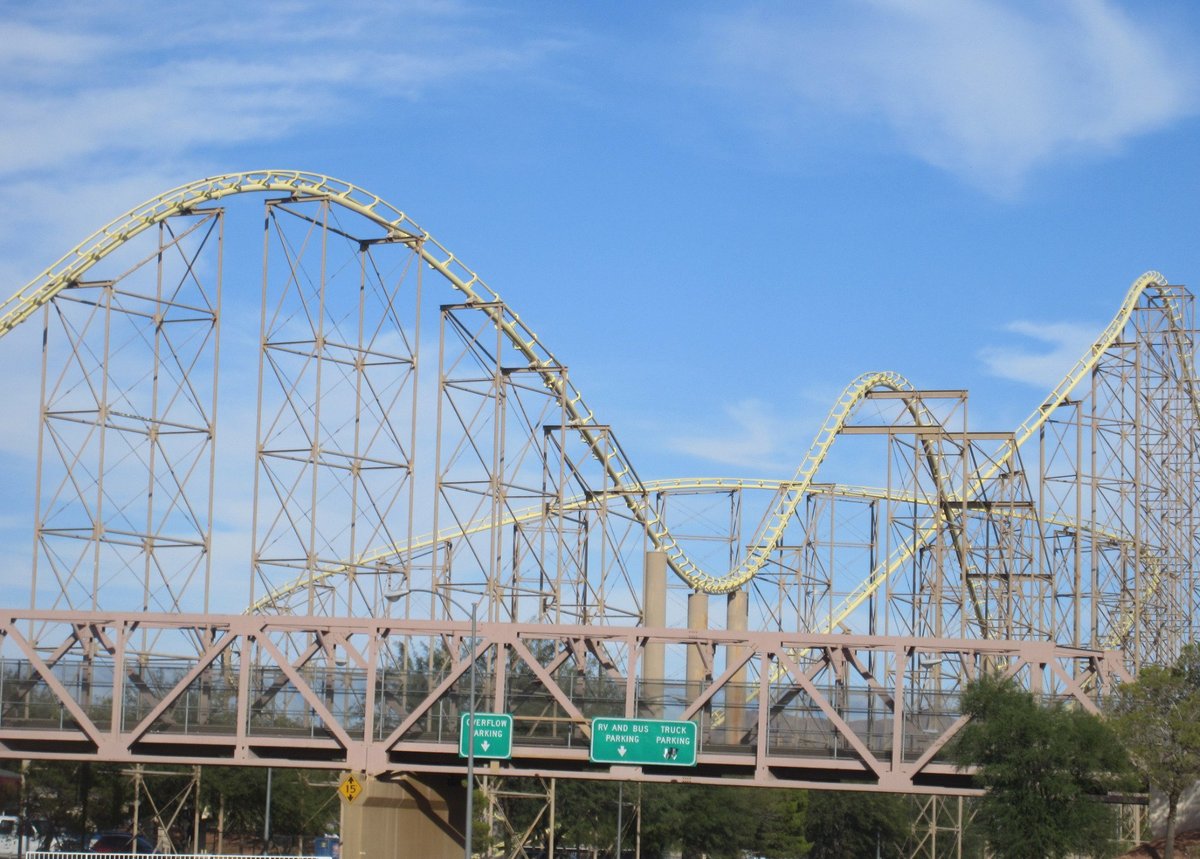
[0,609,1127,793]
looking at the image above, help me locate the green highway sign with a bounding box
[459,713,513,759]
[589,717,698,767]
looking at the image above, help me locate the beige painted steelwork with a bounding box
[0,171,1196,844]
[14,173,1189,606]
[0,609,1130,795]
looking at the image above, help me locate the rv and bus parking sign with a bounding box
[589,717,697,766]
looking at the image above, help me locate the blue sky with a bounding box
[2,0,1200,599]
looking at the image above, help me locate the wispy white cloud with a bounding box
[0,323,44,459]
[979,320,1099,388]
[0,4,566,178]
[0,22,108,79]
[0,42,563,178]
[699,0,1196,193]
[669,398,803,471]
[0,2,571,284]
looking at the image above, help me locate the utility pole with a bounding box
[465,600,477,859]
[191,766,202,853]
[16,760,26,859]
[616,783,623,859]
[548,780,556,859]
[264,768,273,850]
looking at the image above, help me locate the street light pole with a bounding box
[465,599,477,859]
[263,767,273,851]
[616,782,623,859]
[385,585,480,859]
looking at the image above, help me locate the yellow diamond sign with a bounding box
[339,774,363,803]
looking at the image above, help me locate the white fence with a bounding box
[27,854,332,859]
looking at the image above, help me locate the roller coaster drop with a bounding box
[0,173,1196,803]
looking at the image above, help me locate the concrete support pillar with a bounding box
[725,589,749,744]
[642,551,667,718]
[341,774,466,859]
[686,591,709,698]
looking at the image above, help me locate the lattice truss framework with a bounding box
[0,173,1197,795]
[32,212,223,616]
[250,198,422,618]
[0,612,1132,791]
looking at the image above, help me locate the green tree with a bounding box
[680,785,760,859]
[637,782,688,858]
[554,778,621,854]
[1109,643,1200,859]
[201,767,338,849]
[24,762,336,851]
[550,781,806,859]
[24,760,130,844]
[750,789,811,859]
[804,790,909,859]
[660,784,805,859]
[948,674,1132,859]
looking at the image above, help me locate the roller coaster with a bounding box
[0,173,1195,815]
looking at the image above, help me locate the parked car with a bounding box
[89,832,157,854]
[0,815,61,854]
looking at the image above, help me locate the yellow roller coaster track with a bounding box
[4,172,1196,614]
[823,270,1198,632]
[0,171,924,597]
[247,477,1130,614]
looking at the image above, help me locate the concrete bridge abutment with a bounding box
[340,773,466,859]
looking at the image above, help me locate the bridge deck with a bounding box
[0,611,1127,793]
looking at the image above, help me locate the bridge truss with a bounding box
[0,610,1130,794]
[0,173,1197,810]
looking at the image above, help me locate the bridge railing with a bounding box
[0,610,1130,793]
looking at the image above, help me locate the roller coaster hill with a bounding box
[0,171,1194,796]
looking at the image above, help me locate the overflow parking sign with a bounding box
[459,713,514,759]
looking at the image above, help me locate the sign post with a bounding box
[589,717,698,766]
[459,713,514,760]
